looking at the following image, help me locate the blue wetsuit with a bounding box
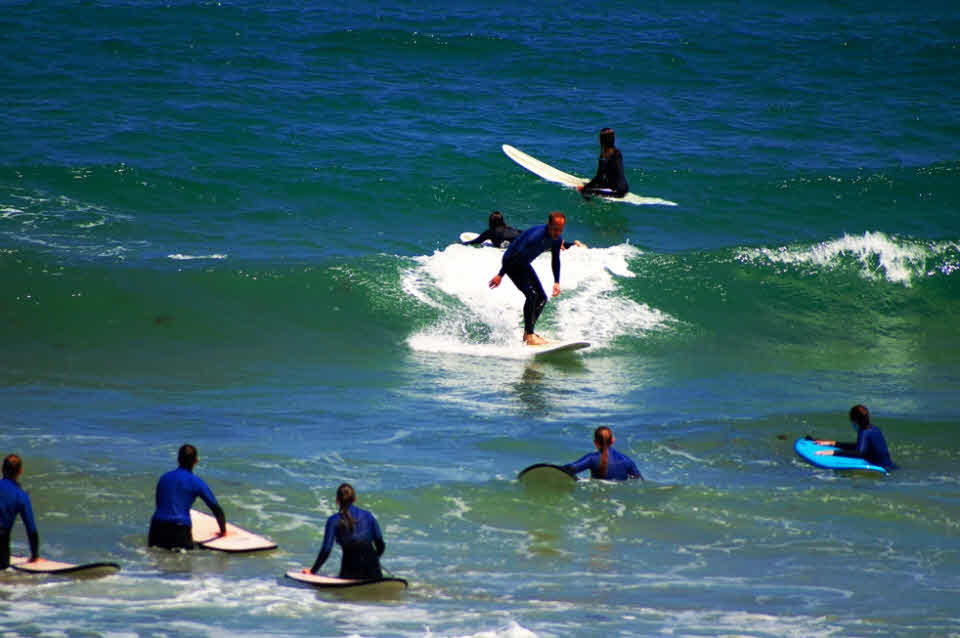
[0,477,39,568]
[497,224,563,336]
[834,426,894,470]
[311,505,385,579]
[564,447,643,481]
[149,466,225,549]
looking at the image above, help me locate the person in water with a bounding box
[466,211,585,250]
[0,454,39,569]
[148,444,226,550]
[488,211,566,346]
[304,483,385,579]
[577,127,629,199]
[564,427,643,480]
[814,404,895,470]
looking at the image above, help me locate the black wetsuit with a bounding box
[464,225,522,248]
[582,149,629,198]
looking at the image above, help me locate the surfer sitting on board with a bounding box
[0,454,39,568]
[577,127,629,199]
[488,211,566,346]
[148,444,226,550]
[813,404,895,470]
[304,483,385,580]
[564,427,643,481]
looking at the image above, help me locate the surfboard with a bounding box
[502,144,678,206]
[190,509,278,553]
[527,340,590,357]
[285,570,408,594]
[793,438,888,474]
[517,463,578,489]
[9,556,120,577]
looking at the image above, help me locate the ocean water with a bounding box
[1,1,959,636]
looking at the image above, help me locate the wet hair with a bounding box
[2,454,22,480]
[849,405,871,429]
[547,211,566,226]
[336,483,357,532]
[488,211,505,230]
[594,427,613,478]
[599,127,616,151]
[178,444,198,469]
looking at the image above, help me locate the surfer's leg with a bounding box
[0,531,9,569]
[148,520,195,550]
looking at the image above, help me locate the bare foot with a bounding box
[524,333,548,346]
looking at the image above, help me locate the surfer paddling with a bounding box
[148,444,227,550]
[0,454,40,568]
[577,127,629,199]
[812,404,895,470]
[488,211,566,346]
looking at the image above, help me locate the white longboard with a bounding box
[9,556,120,578]
[502,144,677,206]
[190,509,277,553]
[459,231,490,246]
[285,570,408,594]
[527,340,590,357]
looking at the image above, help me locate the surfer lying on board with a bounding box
[0,454,39,569]
[465,211,585,250]
[148,444,227,550]
[813,404,895,470]
[563,427,643,481]
[305,483,385,580]
[577,127,629,199]
[488,211,566,346]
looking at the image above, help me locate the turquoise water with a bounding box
[2,1,959,636]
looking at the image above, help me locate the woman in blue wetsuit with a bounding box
[564,427,643,481]
[577,128,629,199]
[0,454,39,569]
[814,404,895,470]
[305,483,385,579]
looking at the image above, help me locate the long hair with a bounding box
[599,128,616,156]
[2,454,22,480]
[488,210,504,230]
[178,444,197,469]
[849,404,870,429]
[594,427,613,478]
[336,483,357,532]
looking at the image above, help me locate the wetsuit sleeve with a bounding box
[551,240,561,283]
[310,515,339,574]
[609,151,628,195]
[195,479,226,534]
[20,495,39,560]
[583,158,604,191]
[464,230,493,245]
[833,441,857,451]
[372,515,385,557]
[564,453,595,475]
[627,459,643,480]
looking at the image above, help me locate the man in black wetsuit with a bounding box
[577,127,629,198]
[463,211,522,248]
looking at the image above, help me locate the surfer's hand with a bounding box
[552,282,560,297]
[814,450,834,456]
[576,185,583,192]
[489,274,502,289]
[573,240,586,248]
[301,568,311,574]
[814,440,834,446]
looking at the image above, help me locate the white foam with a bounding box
[737,231,958,287]
[452,621,538,638]
[403,242,671,355]
[167,253,228,260]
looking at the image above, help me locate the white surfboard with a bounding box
[502,144,677,206]
[190,509,277,553]
[9,556,120,577]
[459,231,493,246]
[285,570,408,594]
[527,340,590,357]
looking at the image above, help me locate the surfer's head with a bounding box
[178,444,198,469]
[593,427,614,479]
[2,454,23,480]
[599,127,616,150]
[849,405,871,430]
[488,211,505,230]
[336,483,357,531]
[547,211,566,239]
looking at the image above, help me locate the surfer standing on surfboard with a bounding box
[488,211,566,346]
[0,454,40,568]
[148,444,227,550]
[577,127,629,199]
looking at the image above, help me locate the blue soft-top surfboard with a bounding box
[794,438,887,474]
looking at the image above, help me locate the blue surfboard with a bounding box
[794,438,887,474]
